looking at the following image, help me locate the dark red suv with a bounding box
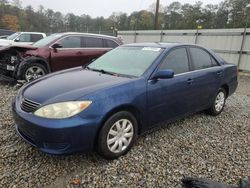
[0,32,123,81]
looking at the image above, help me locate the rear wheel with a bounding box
[97,111,138,159]
[206,88,226,116]
[21,63,47,82]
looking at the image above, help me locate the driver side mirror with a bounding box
[152,69,174,80]
[14,38,20,42]
[51,43,63,49]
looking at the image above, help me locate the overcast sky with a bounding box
[21,0,223,18]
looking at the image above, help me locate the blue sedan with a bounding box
[12,43,238,159]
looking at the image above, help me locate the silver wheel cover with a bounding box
[107,119,134,153]
[215,91,225,112]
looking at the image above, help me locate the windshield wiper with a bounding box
[85,66,117,76]
[85,66,136,78]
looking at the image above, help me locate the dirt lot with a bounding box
[0,75,249,188]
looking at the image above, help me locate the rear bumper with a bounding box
[228,80,238,97]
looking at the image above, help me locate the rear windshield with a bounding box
[88,46,163,77]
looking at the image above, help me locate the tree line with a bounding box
[0,0,249,34]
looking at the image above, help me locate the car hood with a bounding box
[21,68,133,104]
[0,44,37,52]
[0,39,12,46]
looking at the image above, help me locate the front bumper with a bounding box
[12,100,100,155]
[0,73,16,82]
[0,62,17,82]
[0,63,15,71]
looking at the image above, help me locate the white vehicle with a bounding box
[0,32,46,46]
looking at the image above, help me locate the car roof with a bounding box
[123,42,198,49]
[59,32,119,39]
[18,32,46,35]
[122,42,223,64]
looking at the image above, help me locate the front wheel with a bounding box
[206,88,226,116]
[21,63,47,82]
[97,111,138,159]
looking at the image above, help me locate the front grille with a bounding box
[21,98,41,113]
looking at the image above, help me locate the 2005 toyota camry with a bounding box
[12,43,238,159]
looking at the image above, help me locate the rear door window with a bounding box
[189,47,216,70]
[83,37,103,48]
[159,48,189,74]
[60,36,81,48]
[31,34,43,42]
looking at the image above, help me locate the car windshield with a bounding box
[33,34,62,47]
[88,46,163,77]
[7,32,20,40]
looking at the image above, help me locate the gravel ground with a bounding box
[0,75,249,188]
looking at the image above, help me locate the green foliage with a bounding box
[0,0,249,33]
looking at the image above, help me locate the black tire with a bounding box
[206,88,226,116]
[97,111,138,159]
[21,62,47,82]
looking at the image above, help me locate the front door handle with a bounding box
[186,78,194,85]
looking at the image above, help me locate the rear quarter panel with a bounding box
[221,63,238,96]
[207,48,238,97]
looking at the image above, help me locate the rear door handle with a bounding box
[186,78,194,85]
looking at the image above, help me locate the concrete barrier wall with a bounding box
[118,28,250,71]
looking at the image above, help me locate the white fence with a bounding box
[118,28,250,71]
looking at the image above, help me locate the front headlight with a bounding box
[34,101,92,119]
